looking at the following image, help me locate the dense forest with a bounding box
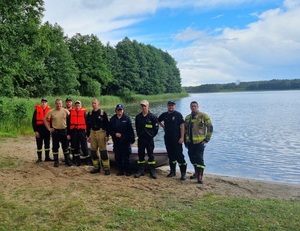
[184,79,300,93]
[0,0,182,98]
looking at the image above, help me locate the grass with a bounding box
[0,153,299,231]
[0,185,299,231]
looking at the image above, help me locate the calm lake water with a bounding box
[107,90,300,184]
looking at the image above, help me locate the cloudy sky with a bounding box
[43,0,300,86]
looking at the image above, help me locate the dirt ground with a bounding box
[1,136,300,201]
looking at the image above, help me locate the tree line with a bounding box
[184,79,300,93]
[0,0,182,98]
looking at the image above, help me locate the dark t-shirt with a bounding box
[158,111,184,138]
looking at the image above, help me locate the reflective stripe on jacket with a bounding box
[35,105,51,125]
[70,108,87,130]
[184,111,213,144]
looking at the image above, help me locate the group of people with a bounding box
[32,98,213,184]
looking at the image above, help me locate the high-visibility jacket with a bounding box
[69,108,87,130]
[35,105,51,125]
[184,111,213,144]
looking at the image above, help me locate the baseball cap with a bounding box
[167,100,176,105]
[115,104,124,110]
[75,100,81,104]
[65,97,72,102]
[41,98,47,102]
[140,100,149,106]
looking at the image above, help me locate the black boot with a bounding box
[90,159,101,174]
[149,164,157,179]
[64,154,72,166]
[179,163,187,180]
[36,152,42,163]
[45,150,53,161]
[53,155,59,167]
[190,164,197,179]
[73,155,81,166]
[134,163,145,178]
[197,167,204,184]
[167,162,176,177]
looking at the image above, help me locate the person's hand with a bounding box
[67,135,71,140]
[178,137,184,144]
[105,136,109,142]
[35,131,40,138]
[116,133,121,138]
[49,128,55,133]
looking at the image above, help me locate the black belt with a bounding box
[92,128,101,131]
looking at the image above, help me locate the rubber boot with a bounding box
[45,150,53,161]
[167,162,176,177]
[134,163,145,178]
[73,155,81,166]
[53,155,59,167]
[90,159,101,174]
[149,164,157,179]
[179,163,187,180]
[64,154,72,166]
[190,164,197,179]
[197,167,204,184]
[36,152,42,163]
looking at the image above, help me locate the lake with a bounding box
[107,90,300,184]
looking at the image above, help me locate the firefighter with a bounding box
[158,101,187,180]
[134,100,159,179]
[109,104,135,176]
[67,101,90,166]
[184,101,213,184]
[65,97,73,159]
[32,98,52,163]
[87,98,110,175]
[43,98,71,167]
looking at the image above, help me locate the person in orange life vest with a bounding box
[32,98,52,163]
[43,98,71,167]
[67,101,90,166]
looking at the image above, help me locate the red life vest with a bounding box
[35,105,51,125]
[70,108,87,130]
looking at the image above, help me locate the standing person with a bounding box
[87,98,110,175]
[43,98,71,167]
[134,100,159,179]
[108,104,135,176]
[32,98,52,163]
[65,97,73,159]
[67,100,90,166]
[184,101,213,184]
[158,101,187,180]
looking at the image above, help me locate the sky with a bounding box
[43,0,300,86]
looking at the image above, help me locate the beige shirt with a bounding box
[45,108,70,129]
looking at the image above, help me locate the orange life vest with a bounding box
[70,108,87,130]
[35,105,51,125]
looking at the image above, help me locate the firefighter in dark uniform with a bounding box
[43,98,71,167]
[158,100,187,180]
[87,98,110,175]
[184,101,213,184]
[67,100,90,166]
[32,98,52,163]
[108,104,135,176]
[65,97,73,159]
[134,100,159,179]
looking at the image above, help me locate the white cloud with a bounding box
[171,0,300,86]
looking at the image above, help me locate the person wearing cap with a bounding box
[32,98,52,163]
[134,100,159,179]
[158,100,187,180]
[43,98,71,167]
[87,98,110,175]
[184,101,213,184]
[67,100,90,166]
[108,104,135,176]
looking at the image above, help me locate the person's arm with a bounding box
[43,111,54,132]
[32,110,37,132]
[179,123,185,144]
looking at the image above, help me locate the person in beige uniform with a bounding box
[43,98,71,167]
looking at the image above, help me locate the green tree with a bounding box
[0,0,45,97]
[67,34,113,96]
